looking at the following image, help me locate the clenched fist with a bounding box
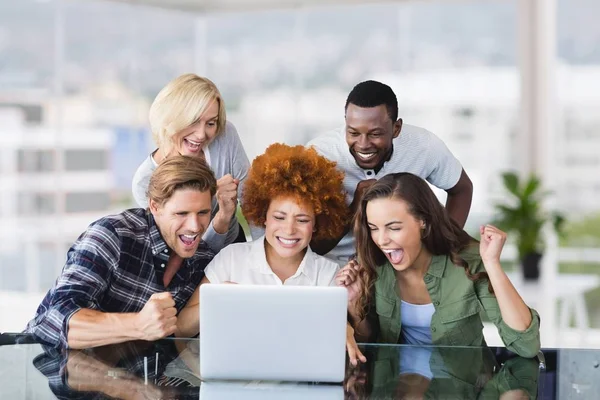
[479,224,508,265]
[134,292,178,341]
[213,174,239,234]
[217,174,239,217]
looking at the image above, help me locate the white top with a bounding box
[204,236,340,286]
[306,123,463,264]
[400,300,434,345]
[131,121,250,253]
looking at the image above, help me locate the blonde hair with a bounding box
[149,73,227,153]
[148,155,217,207]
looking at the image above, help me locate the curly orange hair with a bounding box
[242,143,349,241]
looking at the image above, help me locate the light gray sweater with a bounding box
[131,121,250,253]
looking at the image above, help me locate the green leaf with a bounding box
[522,175,541,199]
[553,213,566,236]
[502,172,520,197]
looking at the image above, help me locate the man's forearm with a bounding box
[310,222,351,256]
[445,169,473,228]
[67,309,140,349]
[445,193,470,228]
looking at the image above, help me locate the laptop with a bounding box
[199,284,348,383]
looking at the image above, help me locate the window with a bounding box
[17,150,55,173]
[16,192,56,216]
[65,149,108,171]
[65,192,111,213]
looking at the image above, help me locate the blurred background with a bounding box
[0,0,599,348]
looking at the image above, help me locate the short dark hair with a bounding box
[345,80,398,122]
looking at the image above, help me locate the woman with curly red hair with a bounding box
[175,144,361,342]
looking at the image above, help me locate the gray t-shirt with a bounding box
[132,121,250,253]
[307,123,463,265]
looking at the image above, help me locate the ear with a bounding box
[420,220,431,239]
[148,198,161,216]
[392,118,403,139]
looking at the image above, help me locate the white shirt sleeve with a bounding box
[318,260,340,287]
[424,132,463,190]
[203,249,232,284]
[327,266,341,287]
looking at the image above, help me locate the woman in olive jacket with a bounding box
[340,173,540,365]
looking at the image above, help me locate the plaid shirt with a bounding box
[25,208,214,349]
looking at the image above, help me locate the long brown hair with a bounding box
[353,173,489,320]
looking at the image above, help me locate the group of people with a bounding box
[25,74,540,367]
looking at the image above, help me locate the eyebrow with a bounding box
[347,125,383,133]
[368,221,403,226]
[273,210,311,218]
[175,207,211,214]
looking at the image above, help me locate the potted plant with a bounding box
[493,172,565,280]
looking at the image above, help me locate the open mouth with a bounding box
[356,151,377,161]
[277,237,300,247]
[179,233,200,248]
[183,138,203,152]
[382,248,404,264]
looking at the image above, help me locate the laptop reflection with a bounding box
[199,381,344,400]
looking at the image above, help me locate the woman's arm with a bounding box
[175,276,210,338]
[477,225,540,357]
[479,225,532,330]
[482,259,532,331]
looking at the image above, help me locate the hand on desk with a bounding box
[346,323,367,366]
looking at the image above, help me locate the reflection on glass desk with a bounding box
[1,334,599,399]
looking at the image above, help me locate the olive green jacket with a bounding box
[372,244,541,358]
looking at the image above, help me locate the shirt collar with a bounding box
[376,253,447,291]
[376,262,397,294]
[251,236,316,281]
[426,254,448,279]
[148,212,169,257]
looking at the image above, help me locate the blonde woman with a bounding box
[132,74,250,253]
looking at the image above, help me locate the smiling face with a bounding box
[366,196,428,272]
[264,196,315,265]
[149,187,212,258]
[172,100,219,157]
[345,103,401,171]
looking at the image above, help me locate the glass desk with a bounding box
[0,333,598,399]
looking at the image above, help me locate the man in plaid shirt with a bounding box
[25,156,218,349]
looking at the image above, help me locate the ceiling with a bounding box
[105,0,408,13]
